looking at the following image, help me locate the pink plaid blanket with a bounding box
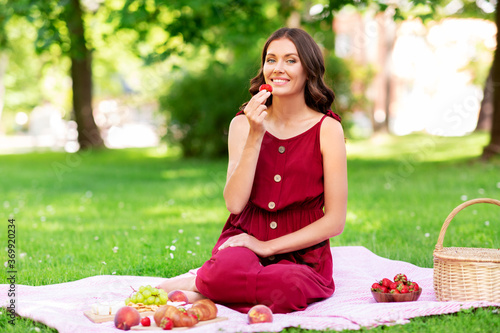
[1,246,498,332]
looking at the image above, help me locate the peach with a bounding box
[247,304,273,324]
[114,306,141,330]
[167,290,189,304]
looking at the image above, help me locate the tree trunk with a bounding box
[481,9,500,160]
[476,69,493,131]
[382,14,396,133]
[373,11,396,133]
[64,0,104,150]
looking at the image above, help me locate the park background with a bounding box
[1,1,499,332]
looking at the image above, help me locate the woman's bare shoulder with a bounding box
[321,116,344,137]
[229,114,249,132]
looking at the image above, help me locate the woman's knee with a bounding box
[196,247,260,292]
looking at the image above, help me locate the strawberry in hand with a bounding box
[259,84,273,93]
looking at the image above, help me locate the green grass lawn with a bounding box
[1,132,499,332]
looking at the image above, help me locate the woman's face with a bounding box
[263,38,307,98]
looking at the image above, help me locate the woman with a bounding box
[157,27,347,314]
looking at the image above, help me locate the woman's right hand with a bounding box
[243,90,271,136]
[223,90,271,214]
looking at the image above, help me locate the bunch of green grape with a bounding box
[125,285,168,306]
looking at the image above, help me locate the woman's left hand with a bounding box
[217,233,272,258]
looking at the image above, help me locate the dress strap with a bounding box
[325,110,342,123]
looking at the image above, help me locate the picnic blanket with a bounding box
[1,246,498,332]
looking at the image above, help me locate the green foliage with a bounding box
[324,52,353,113]
[161,61,255,157]
[113,0,280,64]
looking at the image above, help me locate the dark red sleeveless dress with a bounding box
[195,111,341,314]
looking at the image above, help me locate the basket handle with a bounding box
[435,198,500,251]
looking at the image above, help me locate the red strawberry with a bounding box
[371,283,382,292]
[141,317,151,326]
[409,282,420,292]
[379,278,392,288]
[394,273,408,283]
[259,84,273,93]
[390,289,400,294]
[160,317,173,330]
[389,282,398,290]
[400,285,409,294]
[380,286,389,293]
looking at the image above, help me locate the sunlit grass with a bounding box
[1,132,499,332]
[346,130,490,161]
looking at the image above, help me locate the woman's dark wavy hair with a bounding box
[240,27,335,114]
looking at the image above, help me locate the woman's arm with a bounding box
[218,117,347,256]
[223,90,271,214]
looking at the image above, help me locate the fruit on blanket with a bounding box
[379,278,392,288]
[371,273,422,302]
[140,316,151,326]
[399,284,409,294]
[160,316,174,330]
[167,290,189,304]
[187,299,218,321]
[154,306,169,326]
[126,285,169,306]
[372,273,419,294]
[408,281,419,292]
[371,282,382,292]
[154,305,199,327]
[114,306,141,330]
[394,273,408,283]
[259,84,273,93]
[247,304,273,324]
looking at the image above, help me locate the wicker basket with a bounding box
[433,198,500,302]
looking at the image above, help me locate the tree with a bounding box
[2,0,104,149]
[64,0,105,149]
[482,7,500,160]
[390,0,498,159]
[1,0,278,150]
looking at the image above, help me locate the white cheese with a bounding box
[110,303,123,315]
[98,304,110,315]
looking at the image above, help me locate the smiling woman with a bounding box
[156,27,347,314]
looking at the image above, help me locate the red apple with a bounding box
[114,306,141,330]
[247,304,273,324]
[167,290,189,304]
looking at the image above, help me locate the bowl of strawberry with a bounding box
[371,273,422,303]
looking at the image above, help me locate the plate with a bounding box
[84,310,154,323]
[371,288,422,302]
[131,316,228,330]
